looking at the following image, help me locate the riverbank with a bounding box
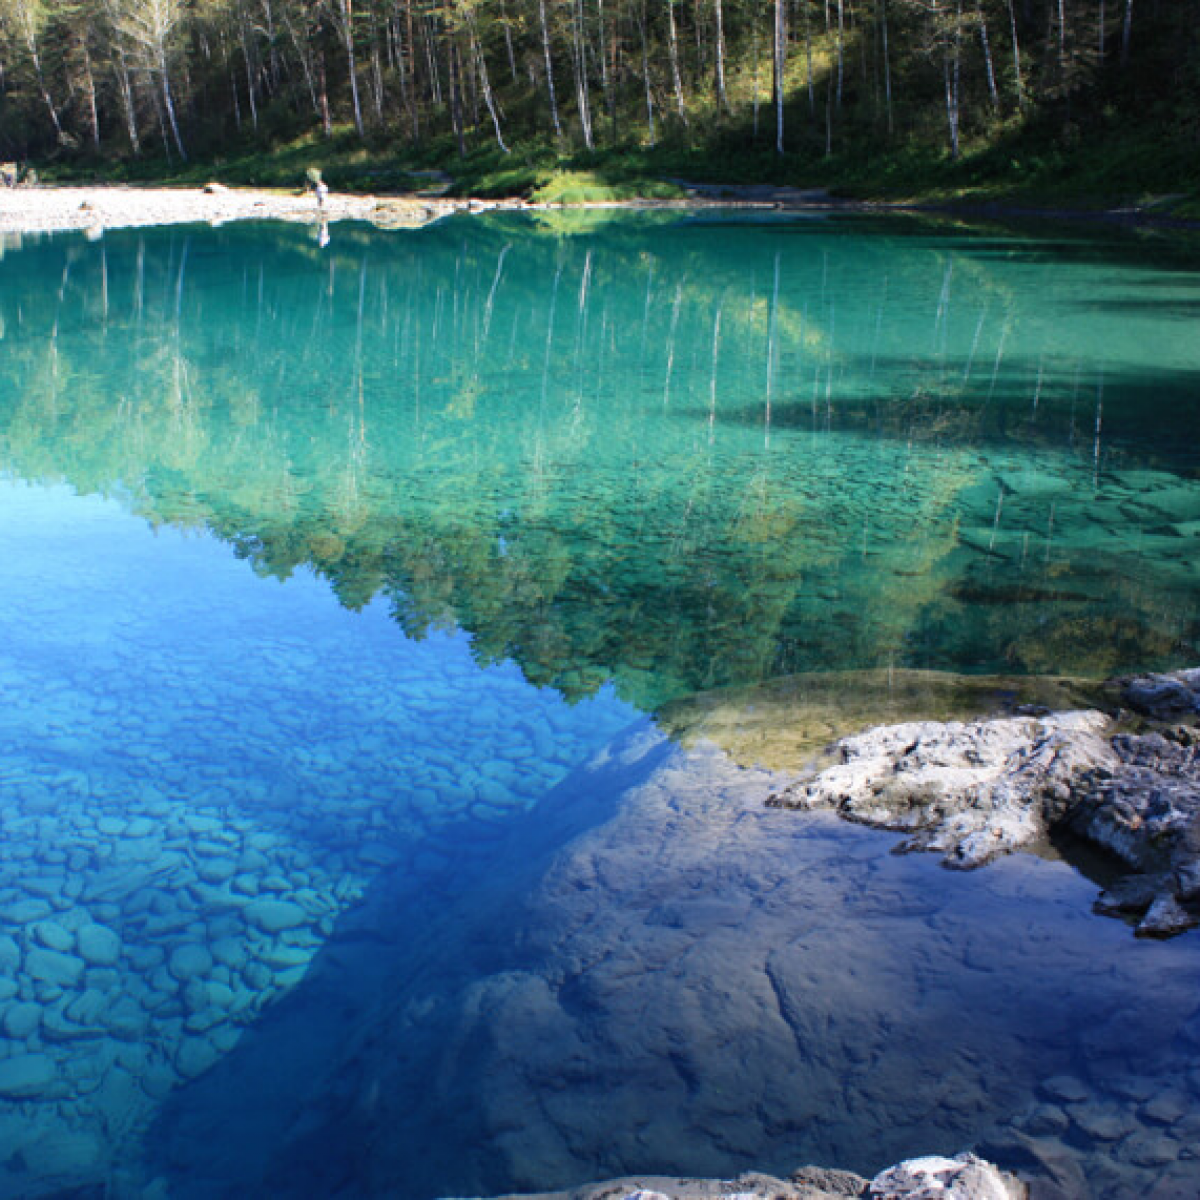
[0,185,469,235]
[3,182,1197,241]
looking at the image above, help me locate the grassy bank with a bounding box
[37,117,1200,221]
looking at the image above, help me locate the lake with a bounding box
[0,210,1198,1197]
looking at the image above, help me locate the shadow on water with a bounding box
[143,721,669,1198]
[143,723,1200,1200]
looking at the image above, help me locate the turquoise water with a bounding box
[0,212,1199,1196]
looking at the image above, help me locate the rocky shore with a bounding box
[473,1152,1024,1199]
[0,184,478,235]
[766,668,1200,938]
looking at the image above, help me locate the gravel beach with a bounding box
[0,184,459,234]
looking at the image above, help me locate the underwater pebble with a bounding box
[175,1037,221,1079]
[2,1001,42,1039]
[1,898,53,924]
[0,934,20,972]
[1068,1102,1135,1142]
[244,898,308,933]
[34,920,76,954]
[169,943,214,981]
[0,1053,59,1098]
[1022,1104,1070,1136]
[76,924,121,967]
[210,936,249,971]
[1041,1075,1090,1104]
[26,947,86,989]
[19,1128,106,1179]
[1122,1131,1180,1167]
[1142,1091,1190,1126]
[105,996,148,1040]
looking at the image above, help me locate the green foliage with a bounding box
[11,0,1200,214]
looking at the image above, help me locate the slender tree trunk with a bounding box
[538,0,563,138]
[498,0,519,84]
[447,37,466,155]
[667,0,687,124]
[943,0,962,159]
[713,0,728,110]
[805,0,814,114]
[596,0,612,133]
[881,0,893,134]
[240,15,260,131]
[316,50,333,136]
[470,17,509,151]
[1005,0,1025,108]
[340,0,365,136]
[1120,0,1133,67]
[977,0,999,111]
[751,0,761,134]
[572,0,594,146]
[81,40,101,150]
[639,0,655,143]
[25,35,64,138]
[835,0,844,109]
[160,52,187,160]
[773,0,785,152]
[114,41,141,153]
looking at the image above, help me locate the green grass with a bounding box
[35,112,1200,222]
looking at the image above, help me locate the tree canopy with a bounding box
[0,0,1196,185]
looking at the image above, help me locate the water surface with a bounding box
[0,212,1199,1197]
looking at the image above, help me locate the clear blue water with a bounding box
[0,212,1198,1197]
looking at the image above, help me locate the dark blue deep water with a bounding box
[1,212,1199,1197]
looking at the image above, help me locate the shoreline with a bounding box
[3,182,1197,237]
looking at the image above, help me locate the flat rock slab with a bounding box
[766,669,1200,936]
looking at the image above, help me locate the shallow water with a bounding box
[0,212,1199,1197]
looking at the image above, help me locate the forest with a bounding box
[0,0,1197,201]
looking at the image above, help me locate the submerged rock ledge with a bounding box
[766,669,1200,938]
[470,1150,1024,1199]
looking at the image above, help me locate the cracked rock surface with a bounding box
[766,670,1200,937]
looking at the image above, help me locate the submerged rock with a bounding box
[766,669,1200,936]
[0,1053,58,1098]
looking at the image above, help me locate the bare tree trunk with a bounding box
[639,0,655,143]
[773,0,785,152]
[498,0,519,84]
[240,11,260,131]
[943,0,962,159]
[881,0,893,134]
[1005,0,1024,108]
[538,0,563,138]
[571,0,594,146]
[666,0,687,124]
[805,0,814,113]
[161,50,187,159]
[447,37,466,156]
[25,33,64,138]
[81,39,101,150]
[114,40,141,153]
[469,17,509,151]
[340,0,365,136]
[835,0,844,109]
[977,0,999,111]
[1120,0,1133,67]
[317,49,333,136]
[713,0,728,110]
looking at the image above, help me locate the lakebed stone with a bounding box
[244,897,308,933]
[0,1053,58,1098]
[76,923,122,966]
